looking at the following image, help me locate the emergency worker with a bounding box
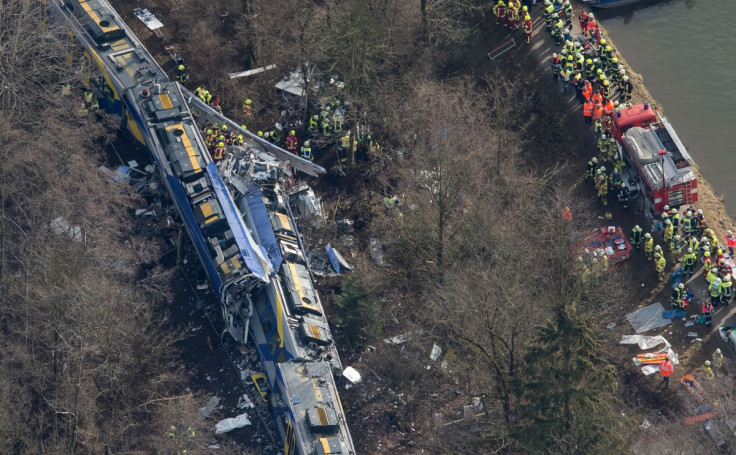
[663,219,674,246]
[176,65,187,82]
[523,15,532,43]
[721,274,733,305]
[655,253,667,282]
[702,360,714,380]
[583,99,593,124]
[671,283,685,309]
[726,230,736,257]
[703,251,713,277]
[622,76,633,102]
[213,142,226,162]
[683,248,697,278]
[659,356,674,388]
[703,300,714,328]
[631,225,643,250]
[682,211,694,236]
[286,130,298,154]
[300,140,313,161]
[644,233,654,261]
[493,0,506,24]
[670,234,682,256]
[586,157,598,181]
[550,53,562,80]
[713,348,724,368]
[242,99,253,117]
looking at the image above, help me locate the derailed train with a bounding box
[50,1,355,453]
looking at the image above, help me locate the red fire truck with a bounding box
[608,103,698,217]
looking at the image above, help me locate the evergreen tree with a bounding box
[334,273,383,344]
[511,304,634,454]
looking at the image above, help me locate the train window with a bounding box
[261,308,275,336]
[255,291,268,315]
[268,329,281,356]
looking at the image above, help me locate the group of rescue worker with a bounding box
[192,83,384,167]
[629,205,736,328]
[492,0,534,43]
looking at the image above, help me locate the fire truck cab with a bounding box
[610,103,698,217]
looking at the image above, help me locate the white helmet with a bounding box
[655,245,662,251]
[635,225,640,230]
[599,166,606,172]
[678,283,684,289]
[705,360,712,366]
[665,219,672,225]
[553,52,558,58]
[664,205,670,211]
[687,248,693,253]
[304,140,310,146]
[645,233,652,239]
[654,253,661,259]
[698,209,704,215]
[717,348,722,354]
[601,134,607,140]
[592,157,598,163]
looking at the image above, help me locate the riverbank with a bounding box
[576,0,734,235]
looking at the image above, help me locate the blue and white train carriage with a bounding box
[51,0,355,453]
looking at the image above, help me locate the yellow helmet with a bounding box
[258,131,263,137]
[524,14,530,21]
[238,135,243,140]
[600,38,606,45]
[221,125,227,130]
[245,99,252,105]
[604,80,610,86]
[241,124,247,130]
[498,0,503,4]
[522,5,528,11]
[206,129,212,135]
[218,142,225,147]
[290,130,296,135]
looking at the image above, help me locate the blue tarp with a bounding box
[167,176,224,294]
[244,185,282,274]
[206,162,269,283]
[662,309,687,319]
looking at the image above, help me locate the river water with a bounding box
[596,0,736,215]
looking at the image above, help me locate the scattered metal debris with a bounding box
[326,243,352,274]
[199,396,221,419]
[430,344,442,362]
[343,366,362,384]
[50,216,83,243]
[383,330,424,345]
[229,64,277,79]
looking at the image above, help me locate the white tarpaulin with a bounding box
[621,334,678,374]
[620,335,671,350]
[215,414,251,434]
[641,365,661,376]
[626,302,671,333]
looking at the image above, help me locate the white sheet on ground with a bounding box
[620,335,671,350]
[215,414,251,434]
[626,302,670,333]
[641,365,660,375]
